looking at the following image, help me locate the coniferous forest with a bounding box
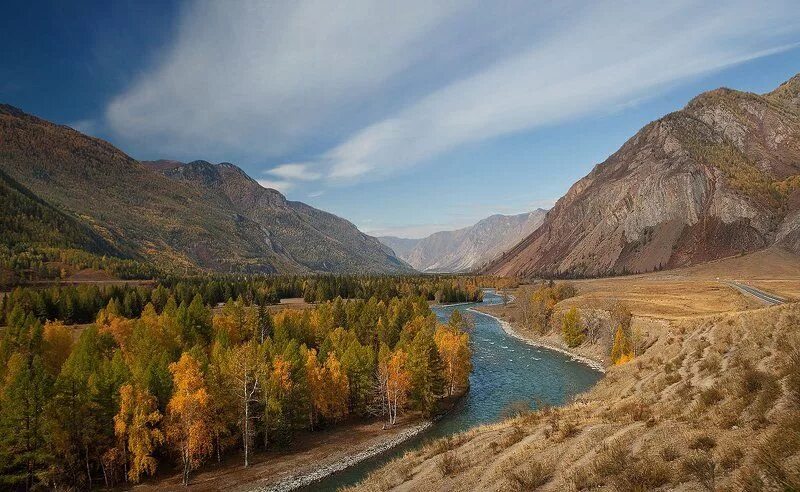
[0,275,477,489]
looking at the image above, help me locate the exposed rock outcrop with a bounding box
[486,75,800,277]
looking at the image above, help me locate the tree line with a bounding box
[515,282,635,363]
[0,287,473,489]
[1,275,483,327]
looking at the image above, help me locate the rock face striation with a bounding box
[486,74,800,277]
[380,210,546,272]
[0,104,409,274]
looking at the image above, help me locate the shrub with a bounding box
[506,461,553,491]
[612,457,671,492]
[660,445,680,462]
[689,435,716,452]
[437,451,465,476]
[699,387,723,406]
[699,352,722,374]
[682,453,716,491]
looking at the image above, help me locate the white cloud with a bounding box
[106,0,469,159]
[256,179,294,194]
[69,119,99,136]
[327,1,800,180]
[104,0,800,184]
[266,163,321,181]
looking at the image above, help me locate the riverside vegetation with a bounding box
[349,277,800,491]
[0,276,477,489]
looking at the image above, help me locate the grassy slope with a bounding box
[350,253,800,491]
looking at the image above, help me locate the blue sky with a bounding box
[3,1,800,238]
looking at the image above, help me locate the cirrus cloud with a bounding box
[104,0,800,186]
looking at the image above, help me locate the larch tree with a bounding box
[561,307,585,348]
[434,324,472,397]
[378,348,410,426]
[320,352,349,422]
[42,320,73,376]
[113,383,164,483]
[165,353,213,486]
[611,324,634,364]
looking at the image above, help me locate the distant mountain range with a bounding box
[380,210,546,272]
[486,74,800,278]
[0,104,410,274]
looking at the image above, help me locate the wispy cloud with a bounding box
[327,2,800,180]
[256,179,294,194]
[266,163,321,181]
[104,0,800,184]
[69,119,99,136]
[105,0,468,160]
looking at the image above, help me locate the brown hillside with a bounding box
[486,75,800,278]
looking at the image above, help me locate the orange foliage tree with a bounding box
[378,347,411,425]
[166,353,213,486]
[306,348,349,426]
[434,324,472,396]
[113,384,164,483]
[42,320,73,376]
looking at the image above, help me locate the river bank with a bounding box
[133,415,433,491]
[468,304,607,373]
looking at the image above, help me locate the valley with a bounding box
[348,250,800,491]
[2,9,800,490]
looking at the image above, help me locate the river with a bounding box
[300,290,603,491]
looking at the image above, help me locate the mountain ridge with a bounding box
[485,74,800,277]
[0,104,409,274]
[380,210,546,272]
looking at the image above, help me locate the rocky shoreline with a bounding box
[252,420,433,492]
[467,307,606,374]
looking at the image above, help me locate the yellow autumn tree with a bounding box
[42,320,73,376]
[434,325,472,396]
[561,307,585,348]
[305,348,324,428]
[378,348,411,425]
[114,384,164,483]
[166,353,213,486]
[320,352,349,422]
[611,324,634,364]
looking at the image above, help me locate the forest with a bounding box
[0,276,475,489]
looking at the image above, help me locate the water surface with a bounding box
[303,290,602,490]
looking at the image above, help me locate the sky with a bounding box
[3,1,800,238]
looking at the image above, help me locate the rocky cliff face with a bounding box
[381,210,546,272]
[486,75,800,277]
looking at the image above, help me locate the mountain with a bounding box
[147,160,410,273]
[380,210,547,272]
[0,104,409,274]
[377,236,420,259]
[486,74,800,278]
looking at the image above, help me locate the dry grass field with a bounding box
[347,249,800,491]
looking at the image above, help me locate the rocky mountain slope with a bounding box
[149,160,409,273]
[380,211,546,272]
[486,74,800,278]
[0,104,409,274]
